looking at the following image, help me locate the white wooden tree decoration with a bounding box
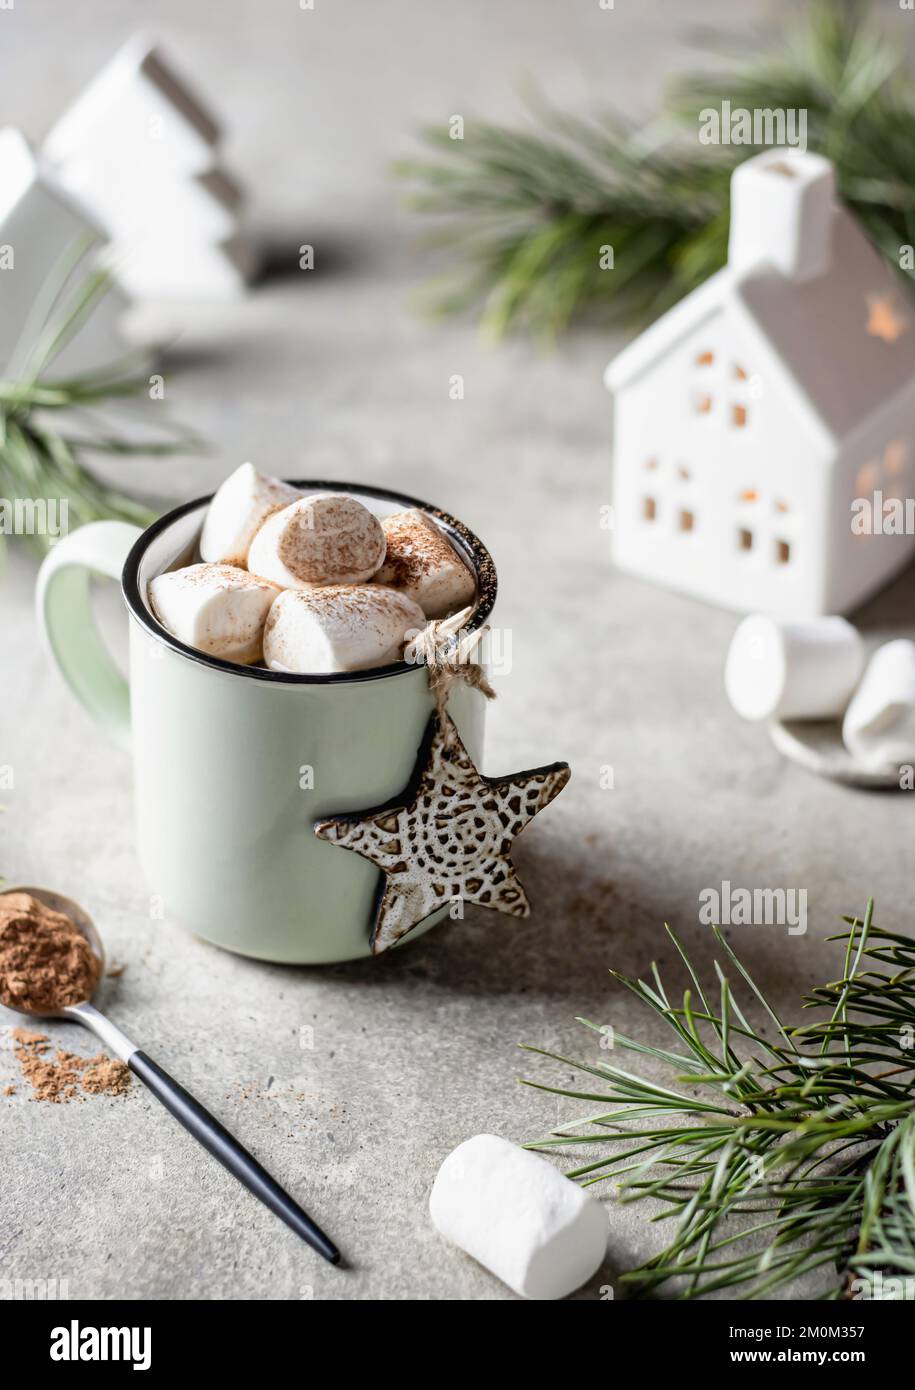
[0,127,129,375]
[605,149,915,616]
[43,35,256,302]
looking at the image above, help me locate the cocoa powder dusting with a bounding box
[9,1030,130,1103]
[81,1057,131,1096]
[0,892,101,1012]
[380,509,474,592]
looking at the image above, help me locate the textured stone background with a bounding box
[2,0,914,1301]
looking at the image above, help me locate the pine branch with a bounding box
[0,241,200,558]
[521,900,915,1300]
[396,0,915,340]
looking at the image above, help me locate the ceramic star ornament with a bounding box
[314,712,571,955]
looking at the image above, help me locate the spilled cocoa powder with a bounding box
[0,892,101,1012]
[9,1028,130,1103]
[0,894,129,1102]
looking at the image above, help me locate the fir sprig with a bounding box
[0,241,197,558]
[522,901,915,1300]
[396,0,915,340]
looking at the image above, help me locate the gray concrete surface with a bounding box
[2,0,915,1301]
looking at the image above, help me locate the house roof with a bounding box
[735,207,915,441]
[0,129,38,221]
[605,155,915,448]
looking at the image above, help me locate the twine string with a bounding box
[406,605,496,715]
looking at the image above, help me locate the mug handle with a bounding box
[35,520,144,750]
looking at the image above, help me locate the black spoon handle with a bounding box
[128,1050,340,1265]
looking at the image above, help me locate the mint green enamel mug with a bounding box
[36,482,497,963]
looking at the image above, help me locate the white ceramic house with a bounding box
[43,35,256,302]
[0,127,129,376]
[604,149,915,616]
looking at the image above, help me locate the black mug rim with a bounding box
[121,479,498,685]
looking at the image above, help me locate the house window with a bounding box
[881,439,909,498]
[866,295,907,343]
[855,461,879,494]
[734,491,797,567]
[678,509,695,533]
[642,497,657,522]
[855,441,910,501]
[885,440,906,476]
[690,348,755,427]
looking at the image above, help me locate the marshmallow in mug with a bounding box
[375,508,476,618]
[842,639,915,773]
[263,584,425,674]
[199,462,302,567]
[148,564,278,665]
[248,493,387,589]
[725,614,864,722]
[429,1134,608,1300]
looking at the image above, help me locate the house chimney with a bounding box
[728,150,835,281]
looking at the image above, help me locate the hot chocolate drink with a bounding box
[147,464,477,675]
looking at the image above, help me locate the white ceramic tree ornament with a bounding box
[605,149,915,615]
[0,127,129,375]
[43,35,256,303]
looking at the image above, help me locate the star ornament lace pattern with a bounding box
[314,712,571,955]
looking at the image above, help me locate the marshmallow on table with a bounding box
[429,1134,607,1300]
[263,585,425,674]
[842,639,915,772]
[248,493,386,589]
[200,462,302,567]
[148,564,277,664]
[725,614,863,721]
[375,508,476,618]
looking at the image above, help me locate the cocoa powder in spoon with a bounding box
[0,892,101,1013]
[0,893,130,1102]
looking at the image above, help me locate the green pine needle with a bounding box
[396,0,915,340]
[0,238,200,558]
[521,899,915,1299]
